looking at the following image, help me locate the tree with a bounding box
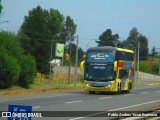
[64,16,77,43]
[96,29,119,47]
[78,47,84,64]
[62,16,77,84]
[19,6,77,73]
[65,43,84,66]
[18,55,36,88]
[151,46,158,57]
[19,6,50,73]
[139,34,148,60]
[19,6,62,73]
[118,39,127,48]
[0,31,36,88]
[125,27,139,50]
[0,0,2,14]
[0,46,20,88]
[125,27,149,60]
[0,31,24,61]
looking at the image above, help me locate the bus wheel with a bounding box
[127,83,131,93]
[116,84,121,94]
[89,91,95,94]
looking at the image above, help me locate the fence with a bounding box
[136,71,160,80]
[35,67,160,85]
[35,66,84,85]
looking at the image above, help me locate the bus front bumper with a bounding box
[84,85,115,92]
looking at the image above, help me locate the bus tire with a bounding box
[89,91,95,94]
[116,84,121,94]
[127,83,131,93]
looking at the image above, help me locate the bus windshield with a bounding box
[84,65,114,81]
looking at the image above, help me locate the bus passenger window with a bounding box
[119,69,128,79]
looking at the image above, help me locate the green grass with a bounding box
[0,89,7,95]
[32,81,83,88]
[66,83,84,88]
[32,77,84,89]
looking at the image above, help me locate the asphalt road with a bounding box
[0,85,160,120]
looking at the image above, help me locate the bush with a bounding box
[0,47,20,88]
[0,31,37,89]
[151,63,159,74]
[139,61,149,73]
[18,55,36,88]
[0,31,24,59]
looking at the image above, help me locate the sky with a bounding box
[1,0,160,52]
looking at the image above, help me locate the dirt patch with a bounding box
[1,87,83,96]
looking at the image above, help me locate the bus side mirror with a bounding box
[113,61,117,71]
[80,60,85,71]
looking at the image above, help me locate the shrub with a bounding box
[0,31,37,88]
[151,63,159,74]
[18,55,36,88]
[0,47,20,88]
[139,61,149,73]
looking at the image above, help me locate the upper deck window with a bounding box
[116,51,134,61]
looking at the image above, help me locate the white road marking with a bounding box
[124,94,134,96]
[33,106,42,109]
[69,99,160,120]
[66,100,82,104]
[99,96,113,99]
[141,92,149,94]
[70,117,84,120]
[134,88,142,90]
[109,99,160,111]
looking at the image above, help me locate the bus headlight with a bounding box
[86,82,89,86]
[106,82,113,87]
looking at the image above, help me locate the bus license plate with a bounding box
[95,87,101,90]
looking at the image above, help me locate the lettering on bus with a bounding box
[87,52,114,62]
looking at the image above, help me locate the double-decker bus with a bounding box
[83,46,135,94]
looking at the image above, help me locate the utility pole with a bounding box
[68,34,72,84]
[134,48,137,84]
[74,35,78,88]
[159,52,160,75]
[137,41,140,79]
[155,48,160,75]
[50,38,53,82]
[50,35,57,82]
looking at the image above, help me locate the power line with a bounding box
[17,36,56,42]
[79,37,97,41]
[78,41,87,46]
[17,35,98,50]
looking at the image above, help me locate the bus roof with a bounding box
[87,46,134,53]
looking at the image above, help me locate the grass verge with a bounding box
[0,83,84,96]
